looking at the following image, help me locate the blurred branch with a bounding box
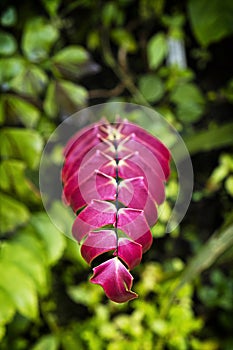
[89,83,125,99]
[100,29,150,106]
[174,221,233,293]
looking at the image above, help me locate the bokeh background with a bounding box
[0,1,233,349]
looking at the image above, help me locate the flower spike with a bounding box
[62,119,170,303]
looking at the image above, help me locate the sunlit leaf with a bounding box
[32,335,59,350]
[52,45,98,80]
[0,160,40,204]
[0,57,25,87]
[15,226,48,267]
[0,97,4,125]
[30,213,66,265]
[53,46,89,66]
[43,80,58,118]
[68,283,103,307]
[59,80,88,106]
[0,192,30,234]
[102,2,122,27]
[0,128,43,169]
[0,288,15,324]
[1,240,48,294]
[87,31,100,50]
[10,64,48,96]
[147,32,168,70]
[41,0,62,17]
[111,29,137,53]
[22,17,59,62]
[3,94,40,127]
[0,261,38,319]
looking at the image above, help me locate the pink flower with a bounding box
[62,119,170,303]
[91,258,137,303]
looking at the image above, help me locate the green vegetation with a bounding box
[0,0,232,349]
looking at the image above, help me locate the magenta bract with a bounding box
[62,119,170,303]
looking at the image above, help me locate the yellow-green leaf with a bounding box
[0,261,38,319]
[147,32,168,70]
[0,192,30,234]
[22,17,59,62]
[31,213,66,265]
[0,128,43,169]
[0,288,15,325]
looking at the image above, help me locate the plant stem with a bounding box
[101,30,150,106]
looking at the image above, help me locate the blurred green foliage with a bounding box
[0,0,233,349]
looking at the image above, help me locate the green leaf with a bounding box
[102,2,124,27]
[0,288,15,325]
[49,201,75,240]
[59,80,88,106]
[0,192,30,234]
[32,335,59,350]
[53,46,89,65]
[170,83,205,122]
[184,122,233,155]
[68,283,102,307]
[37,116,56,139]
[43,80,58,118]
[4,95,40,127]
[41,0,62,17]
[0,160,40,204]
[64,238,87,266]
[31,213,66,265]
[0,31,17,56]
[87,31,100,50]
[0,57,25,86]
[139,74,164,102]
[0,326,6,341]
[147,32,168,70]
[111,29,137,53]
[15,226,48,268]
[22,17,59,62]
[0,97,4,125]
[0,7,17,27]
[188,0,233,46]
[0,128,43,169]
[0,261,38,319]
[1,240,48,294]
[52,46,91,79]
[10,64,48,96]
[102,2,119,27]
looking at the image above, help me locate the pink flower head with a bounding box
[62,119,170,303]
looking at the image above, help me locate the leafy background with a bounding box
[0,0,233,349]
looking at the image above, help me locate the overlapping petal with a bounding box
[116,238,142,270]
[72,200,116,242]
[81,230,117,264]
[117,208,153,253]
